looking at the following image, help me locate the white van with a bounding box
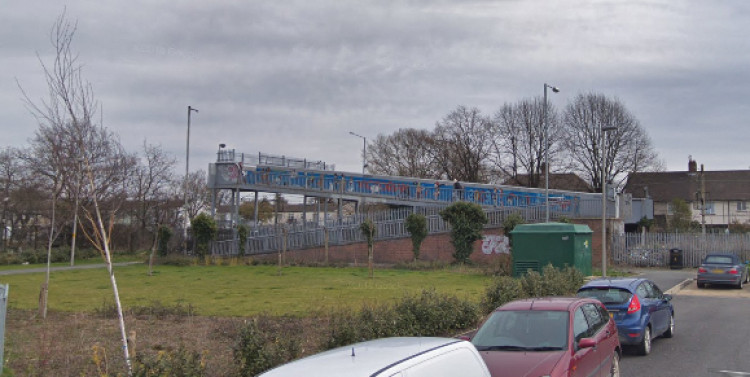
[259,337,491,377]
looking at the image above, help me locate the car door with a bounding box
[581,303,613,377]
[645,281,671,336]
[572,306,599,377]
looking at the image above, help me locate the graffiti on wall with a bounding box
[481,235,509,255]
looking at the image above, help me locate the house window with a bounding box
[692,201,715,215]
[738,202,748,211]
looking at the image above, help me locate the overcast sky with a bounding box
[3,0,750,176]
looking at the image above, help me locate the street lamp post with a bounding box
[184,106,199,252]
[349,131,367,174]
[543,83,560,222]
[601,125,617,277]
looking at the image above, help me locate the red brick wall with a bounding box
[250,219,610,267]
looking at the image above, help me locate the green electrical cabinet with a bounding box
[510,222,592,277]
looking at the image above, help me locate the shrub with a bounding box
[237,224,249,257]
[157,255,195,267]
[94,300,198,319]
[191,214,217,258]
[481,276,525,313]
[439,202,488,263]
[131,346,206,377]
[481,254,512,276]
[520,270,544,297]
[234,316,302,377]
[481,265,585,314]
[157,226,173,257]
[502,213,525,246]
[394,289,478,336]
[325,289,479,349]
[405,213,428,261]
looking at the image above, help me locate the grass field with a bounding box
[0,262,494,316]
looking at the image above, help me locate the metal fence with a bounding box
[611,232,750,268]
[211,205,546,256]
[0,284,8,371]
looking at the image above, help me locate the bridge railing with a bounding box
[211,205,549,256]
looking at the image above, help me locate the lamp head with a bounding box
[552,86,560,93]
[219,143,226,149]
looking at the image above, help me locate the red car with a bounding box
[470,297,621,377]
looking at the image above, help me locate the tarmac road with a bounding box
[620,267,750,376]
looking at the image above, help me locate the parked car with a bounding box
[469,297,620,377]
[258,337,491,377]
[697,253,750,289]
[577,277,673,356]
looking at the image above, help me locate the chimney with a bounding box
[688,155,697,173]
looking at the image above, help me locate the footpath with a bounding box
[0,261,143,276]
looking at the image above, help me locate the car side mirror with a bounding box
[578,338,597,349]
[663,293,673,301]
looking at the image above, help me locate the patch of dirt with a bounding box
[4,309,328,377]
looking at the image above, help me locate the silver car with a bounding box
[258,337,491,377]
[697,253,750,289]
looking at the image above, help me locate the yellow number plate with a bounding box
[712,269,725,274]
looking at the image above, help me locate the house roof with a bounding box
[502,173,593,192]
[625,170,750,202]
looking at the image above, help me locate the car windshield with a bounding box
[577,287,632,304]
[472,310,568,351]
[704,256,734,264]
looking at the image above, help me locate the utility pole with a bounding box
[700,164,706,234]
[184,106,198,252]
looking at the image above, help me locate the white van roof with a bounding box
[259,337,490,377]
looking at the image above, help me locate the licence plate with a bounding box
[712,269,725,274]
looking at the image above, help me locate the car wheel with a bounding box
[663,314,674,338]
[697,282,705,289]
[608,350,621,377]
[636,326,651,356]
[737,278,744,290]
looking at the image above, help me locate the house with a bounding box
[624,157,750,231]
[502,173,593,192]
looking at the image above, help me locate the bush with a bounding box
[325,289,479,349]
[234,316,303,377]
[520,270,544,297]
[481,276,525,313]
[405,213,428,261]
[481,265,585,314]
[439,202,488,263]
[131,346,206,377]
[237,224,249,257]
[502,213,525,246]
[191,214,217,258]
[481,254,512,276]
[394,289,478,336]
[94,300,198,319]
[156,254,195,267]
[158,226,173,257]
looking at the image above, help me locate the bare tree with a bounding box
[432,106,494,182]
[0,148,23,250]
[130,141,176,230]
[561,92,663,191]
[184,169,211,221]
[490,97,562,187]
[367,128,439,178]
[18,10,132,374]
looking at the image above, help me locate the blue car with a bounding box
[576,278,674,356]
